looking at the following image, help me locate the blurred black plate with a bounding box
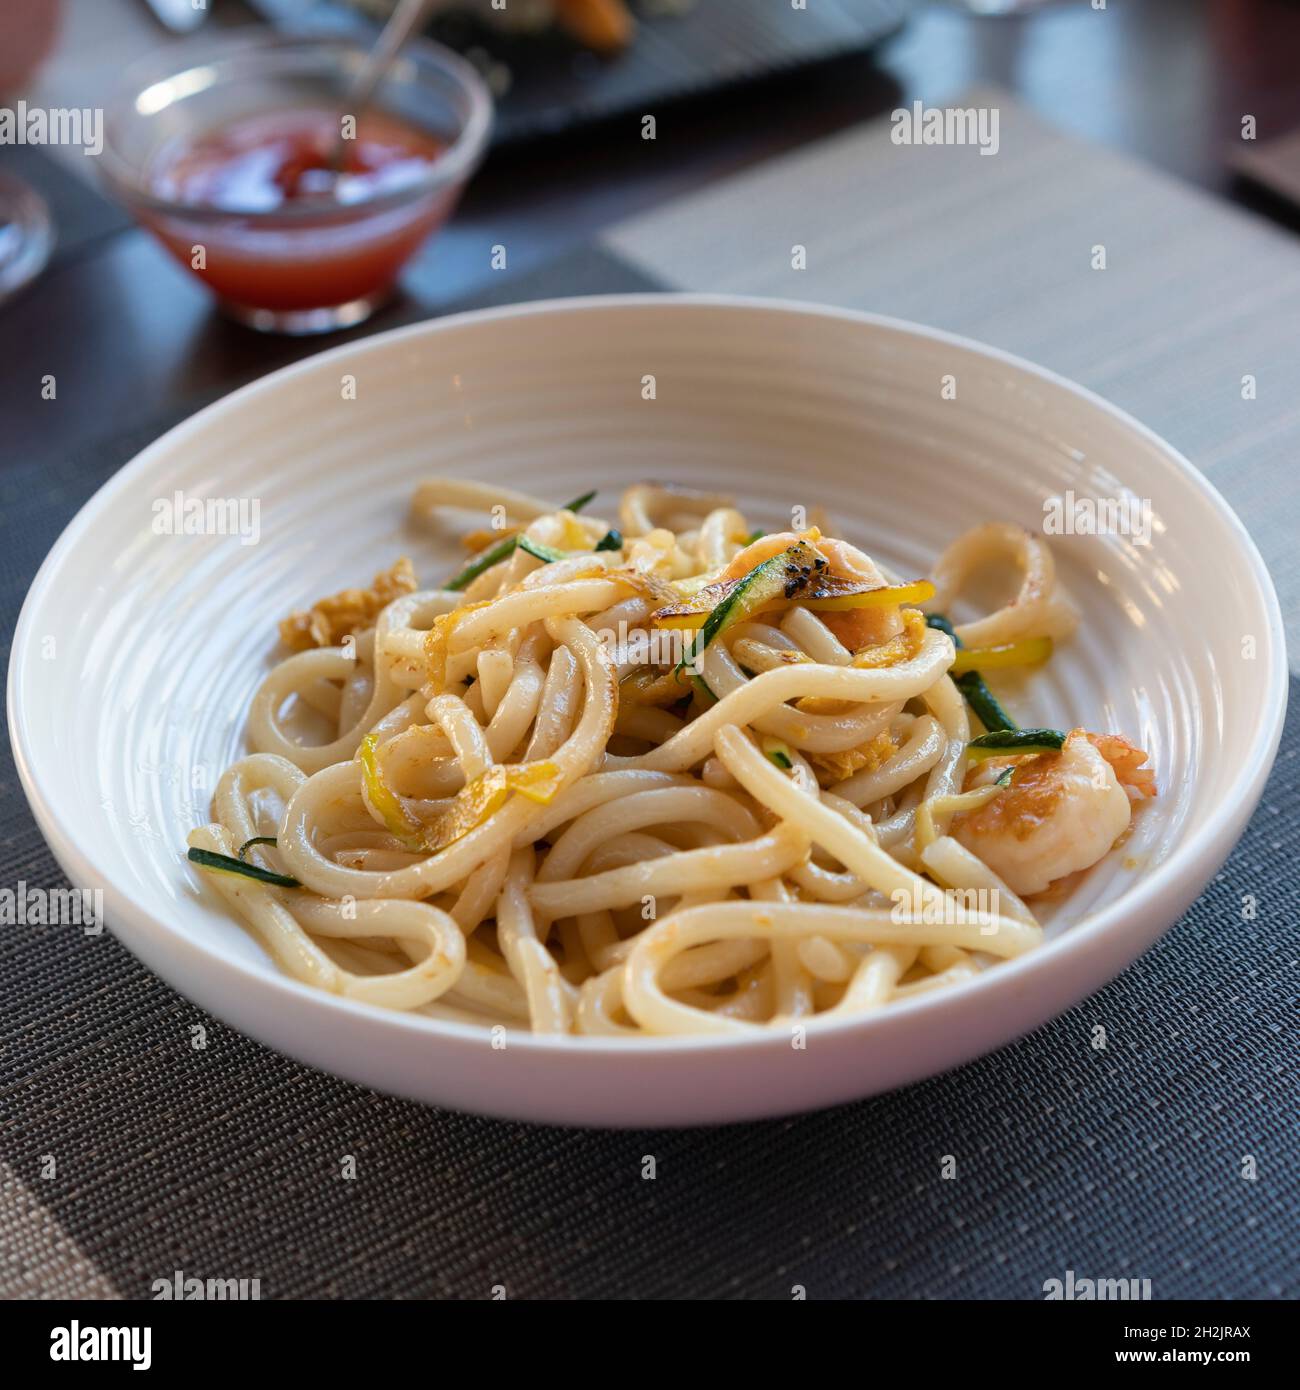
[245,0,913,147]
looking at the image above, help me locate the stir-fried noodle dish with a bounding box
[188,481,1157,1037]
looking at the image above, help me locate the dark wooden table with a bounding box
[3,0,1299,466]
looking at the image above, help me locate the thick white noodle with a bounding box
[191,489,1106,1036]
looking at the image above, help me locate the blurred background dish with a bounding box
[247,0,914,147]
[345,0,640,55]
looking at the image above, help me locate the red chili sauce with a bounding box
[142,108,453,313]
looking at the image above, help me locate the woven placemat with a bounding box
[2,230,1296,1303]
[1,667,1296,1298]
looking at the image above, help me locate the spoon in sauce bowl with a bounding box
[119,26,492,332]
[323,0,444,178]
[343,0,446,126]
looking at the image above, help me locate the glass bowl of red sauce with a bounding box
[101,36,492,334]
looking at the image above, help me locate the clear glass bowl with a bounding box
[101,36,492,334]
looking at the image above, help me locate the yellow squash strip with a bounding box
[653,610,711,631]
[950,635,1053,674]
[414,762,565,853]
[502,761,566,805]
[359,733,423,846]
[360,733,564,856]
[653,571,935,630]
[800,578,935,612]
[424,773,511,850]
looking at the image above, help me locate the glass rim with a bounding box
[99,32,494,224]
[0,171,54,305]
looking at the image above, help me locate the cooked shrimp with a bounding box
[1085,731,1158,800]
[812,537,904,650]
[714,529,803,583]
[951,729,1140,896]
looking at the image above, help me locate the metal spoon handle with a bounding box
[344,0,442,116]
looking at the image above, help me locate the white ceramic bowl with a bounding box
[8,296,1287,1127]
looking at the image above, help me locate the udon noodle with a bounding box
[188,481,1155,1037]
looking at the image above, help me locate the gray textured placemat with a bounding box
[3,198,1297,1302]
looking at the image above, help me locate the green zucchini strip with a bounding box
[518,536,568,564]
[188,847,300,888]
[445,533,518,592]
[927,612,1018,734]
[445,492,598,590]
[677,541,824,674]
[762,737,794,770]
[967,728,1066,761]
[954,671,1018,734]
[688,672,717,705]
